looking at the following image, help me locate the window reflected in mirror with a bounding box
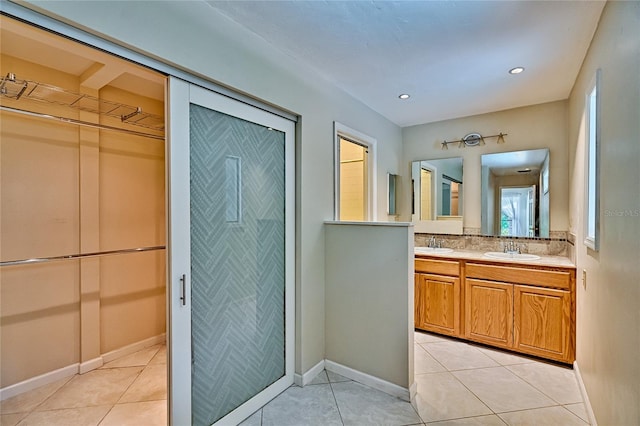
[412,157,463,222]
[420,168,432,220]
[481,149,550,237]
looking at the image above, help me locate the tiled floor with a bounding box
[410,331,589,425]
[242,331,589,426]
[1,331,590,426]
[0,344,166,426]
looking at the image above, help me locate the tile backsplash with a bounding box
[415,232,568,257]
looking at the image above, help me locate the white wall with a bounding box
[567,2,640,424]
[403,101,569,233]
[20,0,403,375]
[324,222,413,391]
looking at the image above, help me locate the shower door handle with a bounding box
[179,274,187,306]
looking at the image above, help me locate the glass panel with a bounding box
[189,104,285,425]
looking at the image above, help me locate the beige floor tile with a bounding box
[326,370,350,383]
[413,372,492,422]
[332,381,422,426]
[262,384,342,426]
[308,370,329,385]
[102,346,160,369]
[239,409,262,425]
[148,346,166,366]
[414,331,451,344]
[564,403,589,423]
[415,344,446,374]
[428,414,507,425]
[0,412,28,426]
[475,346,536,366]
[15,406,111,426]
[36,367,143,411]
[498,405,588,425]
[98,400,167,426]
[118,365,167,403]
[453,367,555,413]
[506,363,582,405]
[423,342,499,371]
[0,377,72,414]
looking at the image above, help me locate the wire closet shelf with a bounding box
[0,72,164,133]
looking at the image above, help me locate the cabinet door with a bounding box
[415,273,460,336]
[465,279,513,348]
[514,285,572,362]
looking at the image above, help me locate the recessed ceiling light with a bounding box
[509,67,525,75]
[398,94,410,100]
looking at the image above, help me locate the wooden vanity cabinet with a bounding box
[465,278,513,349]
[414,258,461,337]
[513,285,571,361]
[415,255,576,364]
[464,262,575,364]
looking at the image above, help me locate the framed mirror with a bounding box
[411,157,463,223]
[481,149,550,237]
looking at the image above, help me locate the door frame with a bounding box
[168,77,296,425]
[420,162,437,221]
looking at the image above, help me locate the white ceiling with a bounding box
[482,148,549,176]
[206,0,605,127]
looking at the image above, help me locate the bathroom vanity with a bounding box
[414,250,576,364]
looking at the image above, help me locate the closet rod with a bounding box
[0,105,165,141]
[0,245,166,267]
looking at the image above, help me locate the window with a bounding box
[500,186,536,237]
[334,122,377,221]
[584,70,600,250]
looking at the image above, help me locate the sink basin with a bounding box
[483,251,541,261]
[415,247,454,254]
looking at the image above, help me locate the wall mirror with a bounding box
[481,148,550,237]
[411,157,463,222]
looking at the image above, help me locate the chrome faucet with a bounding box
[503,240,521,254]
[428,236,442,248]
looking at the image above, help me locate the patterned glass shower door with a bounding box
[190,104,286,424]
[169,79,294,425]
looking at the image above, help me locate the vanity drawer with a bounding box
[415,258,460,276]
[466,263,571,290]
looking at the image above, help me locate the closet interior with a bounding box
[0,15,167,399]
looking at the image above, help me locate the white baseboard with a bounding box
[325,360,410,401]
[295,359,325,387]
[79,357,103,374]
[574,361,597,426]
[1,333,166,401]
[409,381,418,401]
[101,333,166,364]
[0,364,78,401]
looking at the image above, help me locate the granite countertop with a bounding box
[414,247,576,268]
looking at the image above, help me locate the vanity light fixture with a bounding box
[398,94,410,100]
[509,67,525,75]
[441,132,508,150]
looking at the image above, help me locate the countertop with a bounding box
[414,247,576,268]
